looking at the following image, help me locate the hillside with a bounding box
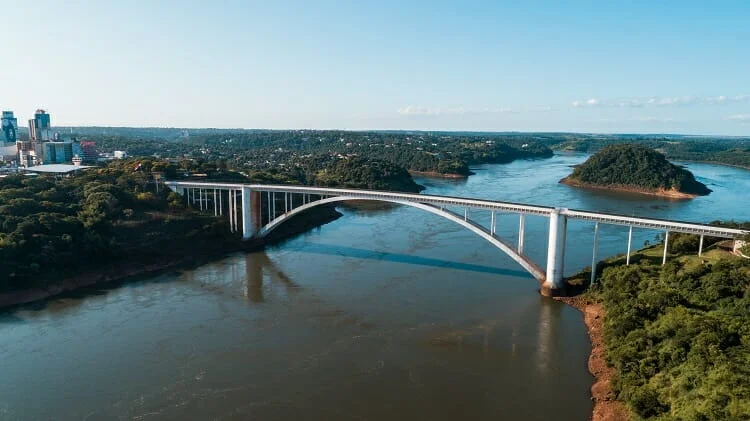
[563,239,750,420]
[560,144,711,198]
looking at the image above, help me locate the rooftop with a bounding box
[19,164,95,174]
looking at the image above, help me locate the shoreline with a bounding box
[408,170,470,179]
[555,295,631,421]
[666,158,750,172]
[0,206,343,311]
[559,177,702,199]
[0,244,260,310]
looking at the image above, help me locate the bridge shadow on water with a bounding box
[289,243,533,279]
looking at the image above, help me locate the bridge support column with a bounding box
[242,187,256,240]
[626,226,633,265]
[662,231,669,265]
[542,209,567,296]
[518,214,525,254]
[229,190,235,232]
[251,190,262,235]
[591,222,599,285]
[698,235,704,257]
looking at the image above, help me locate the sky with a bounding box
[2,0,749,135]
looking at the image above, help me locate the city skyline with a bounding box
[2,1,750,135]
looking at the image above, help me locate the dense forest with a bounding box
[589,248,750,420]
[0,160,235,292]
[0,154,428,294]
[78,130,553,177]
[561,144,711,195]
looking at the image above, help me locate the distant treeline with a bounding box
[78,130,553,177]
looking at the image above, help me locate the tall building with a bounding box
[17,108,69,166]
[0,111,19,162]
[28,109,52,142]
[1,111,18,145]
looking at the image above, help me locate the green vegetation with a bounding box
[0,154,431,294]
[71,130,553,177]
[313,157,424,192]
[0,159,238,293]
[550,135,750,169]
[571,240,750,420]
[562,144,711,196]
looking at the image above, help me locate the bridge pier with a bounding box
[542,208,567,296]
[240,188,263,239]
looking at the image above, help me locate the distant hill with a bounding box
[560,144,711,198]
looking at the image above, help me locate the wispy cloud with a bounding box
[397,105,552,116]
[631,116,680,123]
[727,114,750,122]
[572,95,750,108]
[594,116,681,124]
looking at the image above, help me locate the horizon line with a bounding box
[35,125,750,139]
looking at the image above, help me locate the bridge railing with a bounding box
[164,181,749,239]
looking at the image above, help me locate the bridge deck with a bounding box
[165,181,748,238]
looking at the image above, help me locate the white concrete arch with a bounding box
[258,196,546,282]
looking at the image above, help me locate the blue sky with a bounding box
[2,1,749,134]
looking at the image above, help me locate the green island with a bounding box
[560,144,712,198]
[547,134,750,170]
[562,229,750,420]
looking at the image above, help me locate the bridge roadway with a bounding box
[165,181,748,296]
[166,182,748,238]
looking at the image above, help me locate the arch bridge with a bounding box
[165,181,748,296]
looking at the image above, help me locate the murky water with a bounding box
[1,154,747,420]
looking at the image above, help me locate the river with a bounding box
[1,153,748,420]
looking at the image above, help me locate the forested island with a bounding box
[560,144,712,198]
[562,229,750,420]
[547,134,750,169]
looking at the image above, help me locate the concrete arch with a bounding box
[258,196,546,282]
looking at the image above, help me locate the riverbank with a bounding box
[408,170,472,178]
[0,205,343,311]
[559,177,701,199]
[555,294,631,421]
[0,242,259,309]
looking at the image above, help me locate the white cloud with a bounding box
[631,116,679,123]
[397,105,551,116]
[572,95,750,108]
[727,114,750,122]
[594,116,680,124]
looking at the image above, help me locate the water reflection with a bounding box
[243,253,300,302]
[535,297,562,374]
